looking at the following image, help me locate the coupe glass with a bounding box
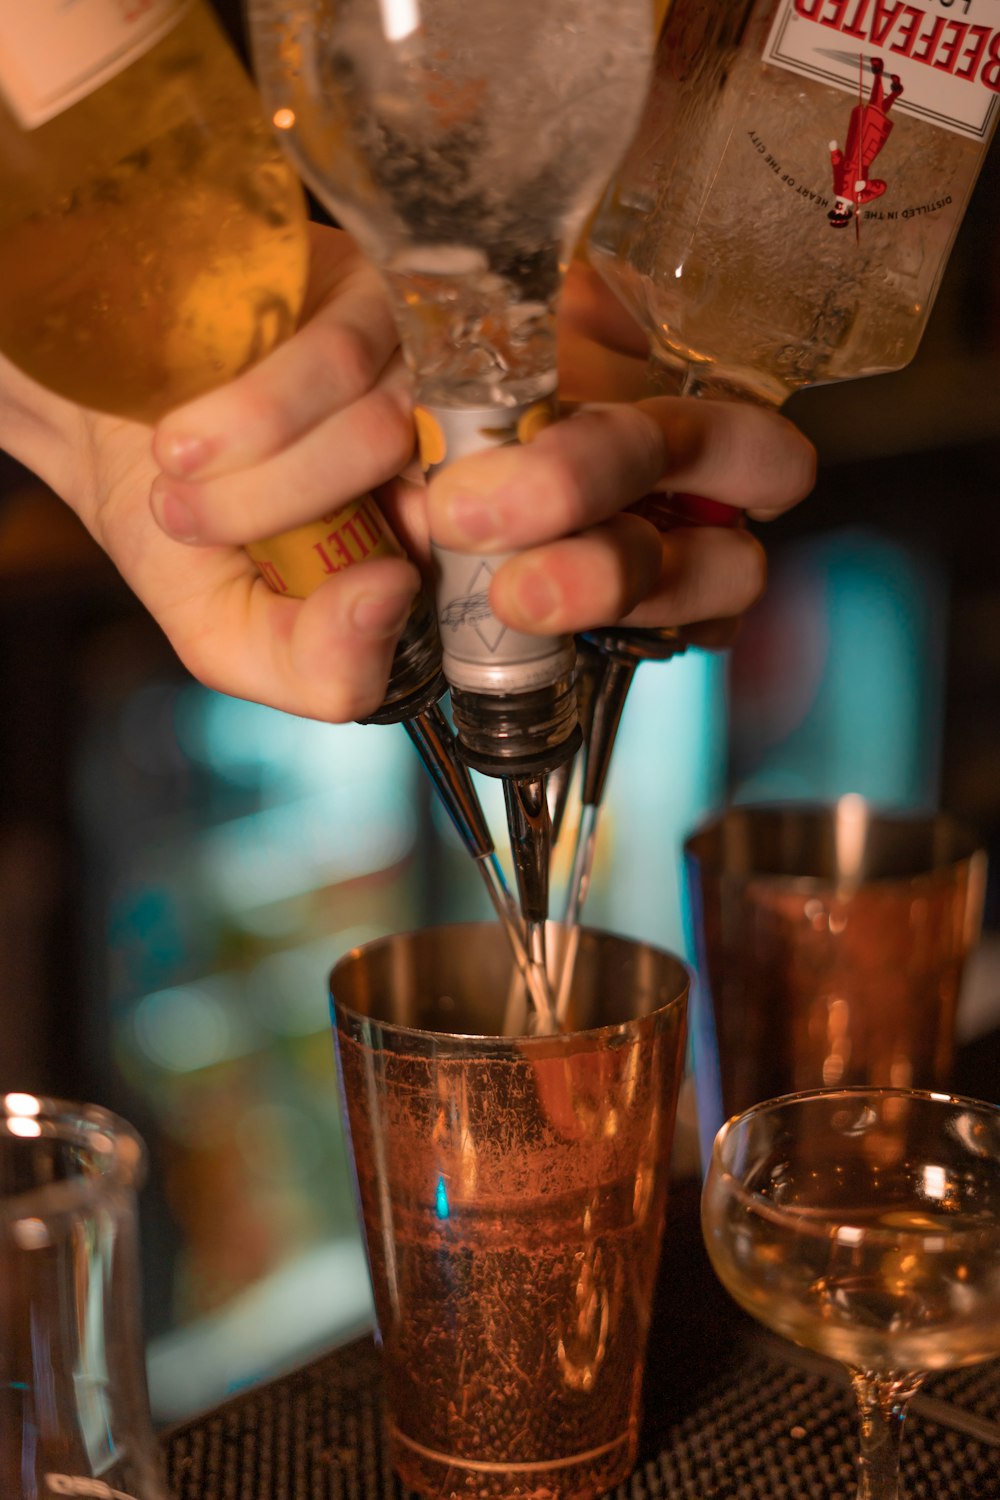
[702,1087,1000,1500]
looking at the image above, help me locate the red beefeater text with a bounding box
[793,0,1000,89]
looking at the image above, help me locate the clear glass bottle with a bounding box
[556,0,1000,950]
[589,0,1000,406]
[1,1095,169,1500]
[248,0,656,1020]
[248,0,655,778]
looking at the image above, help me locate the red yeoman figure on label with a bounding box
[828,56,903,228]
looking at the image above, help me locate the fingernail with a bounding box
[160,434,216,478]
[350,587,415,638]
[510,563,560,626]
[150,481,200,543]
[445,491,503,547]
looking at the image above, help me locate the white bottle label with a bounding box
[764,0,1000,140]
[0,0,189,130]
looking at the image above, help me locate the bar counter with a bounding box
[162,1034,1000,1498]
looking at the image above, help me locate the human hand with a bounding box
[427,259,818,653]
[1,230,815,725]
[0,223,424,724]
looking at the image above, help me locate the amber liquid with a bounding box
[0,2,308,422]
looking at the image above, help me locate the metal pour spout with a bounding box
[403,701,518,929]
[403,700,494,866]
[357,587,521,932]
[584,625,685,800]
[545,637,604,850]
[555,626,687,1026]
[503,774,551,929]
[563,625,687,929]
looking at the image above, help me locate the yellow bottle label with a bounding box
[246,497,401,600]
[0,0,190,129]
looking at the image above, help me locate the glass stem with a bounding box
[850,1369,923,1500]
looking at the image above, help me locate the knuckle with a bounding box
[362,388,418,469]
[608,568,641,620]
[655,400,712,475]
[316,321,381,404]
[231,380,285,447]
[318,649,393,723]
[169,631,223,696]
[319,686,366,724]
[351,683,390,722]
[786,419,819,497]
[296,659,371,724]
[739,409,816,507]
[624,405,670,479]
[531,449,587,530]
[605,516,660,615]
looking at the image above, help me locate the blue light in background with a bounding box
[731,531,946,811]
[435,1175,450,1220]
[174,689,418,806]
[581,648,729,962]
[166,692,420,920]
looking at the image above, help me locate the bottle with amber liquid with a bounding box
[0,0,514,931]
[0,0,308,419]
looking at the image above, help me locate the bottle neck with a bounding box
[450,673,581,780]
[414,394,581,777]
[646,350,788,409]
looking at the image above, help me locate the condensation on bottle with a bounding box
[0,0,309,423]
[589,0,1000,405]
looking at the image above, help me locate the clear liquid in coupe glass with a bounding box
[703,1088,1000,1500]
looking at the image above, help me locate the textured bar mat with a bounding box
[162,1334,1000,1500]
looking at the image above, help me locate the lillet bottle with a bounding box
[0,0,511,911]
[0,0,427,669]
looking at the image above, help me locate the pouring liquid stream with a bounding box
[502,773,560,1035]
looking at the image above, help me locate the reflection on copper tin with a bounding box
[330,922,689,1500]
[685,803,987,1132]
